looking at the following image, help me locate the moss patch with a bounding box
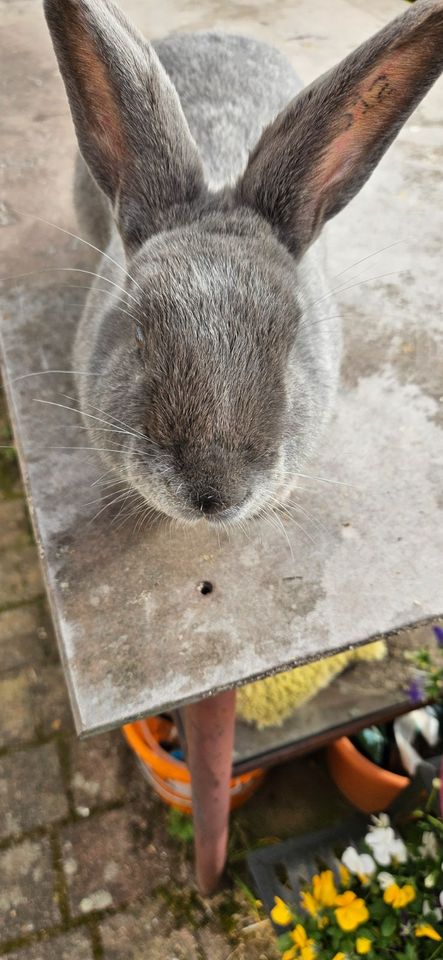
[0,395,20,500]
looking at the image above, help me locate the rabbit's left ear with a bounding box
[44,0,205,250]
[236,0,443,259]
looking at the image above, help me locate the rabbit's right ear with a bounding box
[44,0,205,250]
[236,0,443,259]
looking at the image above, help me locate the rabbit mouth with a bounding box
[164,492,257,526]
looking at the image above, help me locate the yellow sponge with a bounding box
[236,641,387,729]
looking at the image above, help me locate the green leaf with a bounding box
[381,915,397,937]
[277,933,293,951]
[370,900,385,920]
[166,808,194,844]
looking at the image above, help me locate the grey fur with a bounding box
[44,0,443,525]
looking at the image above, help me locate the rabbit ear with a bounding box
[44,0,204,249]
[236,0,443,259]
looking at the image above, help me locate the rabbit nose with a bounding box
[196,493,222,515]
[194,490,251,516]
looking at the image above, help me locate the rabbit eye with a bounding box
[135,325,146,360]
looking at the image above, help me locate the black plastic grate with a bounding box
[247,757,441,913]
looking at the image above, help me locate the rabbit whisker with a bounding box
[111,492,140,528]
[1,267,140,305]
[16,210,143,293]
[307,267,408,312]
[63,393,155,446]
[84,483,141,507]
[53,283,144,322]
[288,471,354,488]
[33,398,134,440]
[267,494,326,534]
[269,505,295,561]
[49,445,129,454]
[11,369,106,384]
[34,393,155,448]
[87,487,136,524]
[89,467,120,487]
[328,237,408,283]
[133,501,157,534]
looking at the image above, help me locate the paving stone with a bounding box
[101,903,200,960]
[70,731,129,809]
[197,928,232,960]
[224,936,280,960]
[0,663,74,746]
[0,837,59,941]
[198,924,279,960]
[0,544,43,607]
[0,742,69,840]
[0,602,51,672]
[6,930,94,960]
[0,498,32,550]
[60,807,172,917]
[0,669,35,746]
[31,663,75,736]
[0,397,22,500]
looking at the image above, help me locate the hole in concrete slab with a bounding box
[197,580,213,595]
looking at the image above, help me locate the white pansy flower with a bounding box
[419,831,439,860]
[369,813,391,829]
[378,871,395,890]
[424,897,443,922]
[365,826,407,866]
[341,846,376,879]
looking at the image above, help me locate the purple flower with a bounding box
[408,677,424,704]
[432,625,443,649]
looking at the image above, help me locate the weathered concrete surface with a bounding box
[1,0,442,736]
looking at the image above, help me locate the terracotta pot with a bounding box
[328,736,409,814]
[123,716,265,814]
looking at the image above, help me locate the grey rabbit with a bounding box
[44,0,443,526]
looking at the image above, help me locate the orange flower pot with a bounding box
[123,715,265,814]
[327,736,409,814]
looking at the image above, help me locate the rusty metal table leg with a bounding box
[183,688,236,895]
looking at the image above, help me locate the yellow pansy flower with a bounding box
[301,869,338,918]
[334,891,369,932]
[383,883,416,909]
[270,896,293,926]
[415,924,442,941]
[356,937,372,954]
[300,947,316,960]
[286,924,317,960]
[291,924,310,949]
[339,863,350,888]
[332,954,346,960]
[301,890,319,916]
[282,950,296,960]
[312,870,338,907]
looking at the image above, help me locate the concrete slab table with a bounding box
[1,0,442,893]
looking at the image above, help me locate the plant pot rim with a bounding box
[330,735,410,789]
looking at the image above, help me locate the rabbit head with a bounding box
[44,0,443,525]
